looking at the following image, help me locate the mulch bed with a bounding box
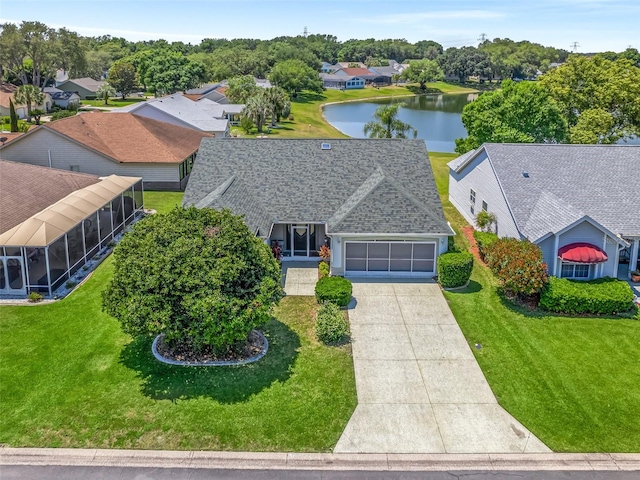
[461,225,485,265]
[156,331,265,363]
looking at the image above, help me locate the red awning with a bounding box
[558,242,608,264]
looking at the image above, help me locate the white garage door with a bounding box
[345,242,436,276]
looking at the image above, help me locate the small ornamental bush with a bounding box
[316,302,349,344]
[539,277,635,315]
[315,276,352,307]
[438,252,474,288]
[318,261,330,278]
[51,110,77,121]
[27,291,43,303]
[484,237,548,297]
[473,231,498,261]
[102,207,283,354]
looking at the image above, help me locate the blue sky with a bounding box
[1,0,638,52]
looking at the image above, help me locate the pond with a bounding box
[322,93,478,153]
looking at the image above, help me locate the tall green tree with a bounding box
[107,61,137,99]
[9,99,19,132]
[242,90,271,133]
[540,55,640,144]
[226,75,258,104]
[95,84,117,105]
[364,103,417,139]
[14,84,45,122]
[401,59,444,90]
[269,59,322,97]
[141,51,206,95]
[264,86,290,126]
[455,80,567,153]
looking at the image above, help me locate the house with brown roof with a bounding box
[0,83,52,120]
[0,111,213,190]
[0,160,143,296]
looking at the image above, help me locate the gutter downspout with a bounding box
[47,150,52,168]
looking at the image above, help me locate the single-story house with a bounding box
[0,83,52,119]
[56,77,107,99]
[194,98,244,125]
[448,143,640,280]
[184,138,453,277]
[320,73,365,90]
[0,111,212,190]
[113,94,230,136]
[333,67,392,86]
[0,160,143,296]
[43,87,81,109]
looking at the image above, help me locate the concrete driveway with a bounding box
[334,280,550,454]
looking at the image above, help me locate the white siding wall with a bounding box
[449,152,520,239]
[0,128,178,183]
[536,236,556,273]
[127,105,192,129]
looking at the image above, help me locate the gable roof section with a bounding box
[184,139,450,237]
[453,143,640,238]
[4,111,212,164]
[58,77,106,92]
[0,83,19,109]
[114,94,229,132]
[0,160,100,233]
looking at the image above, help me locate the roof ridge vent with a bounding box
[321,142,331,150]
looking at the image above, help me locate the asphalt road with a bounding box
[1,466,638,480]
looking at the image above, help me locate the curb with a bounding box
[1,448,639,471]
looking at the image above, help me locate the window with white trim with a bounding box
[470,189,476,204]
[561,263,590,279]
[482,201,488,212]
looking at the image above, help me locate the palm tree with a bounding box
[96,84,117,105]
[242,91,271,133]
[265,87,291,127]
[364,104,417,139]
[14,85,44,123]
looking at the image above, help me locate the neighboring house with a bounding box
[337,61,367,69]
[0,83,52,119]
[320,62,341,73]
[333,67,392,86]
[113,94,230,136]
[54,69,69,86]
[56,77,107,99]
[0,160,143,296]
[197,99,244,125]
[0,111,212,190]
[448,143,640,280]
[320,73,365,89]
[43,87,81,109]
[184,139,453,278]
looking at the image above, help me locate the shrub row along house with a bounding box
[0,160,143,296]
[448,144,640,280]
[184,139,452,277]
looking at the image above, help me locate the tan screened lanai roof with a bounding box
[0,174,141,247]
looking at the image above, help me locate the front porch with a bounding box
[619,236,640,280]
[270,223,326,260]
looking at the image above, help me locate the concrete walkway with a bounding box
[282,262,317,296]
[335,281,550,454]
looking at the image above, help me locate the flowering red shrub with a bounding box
[484,238,548,297]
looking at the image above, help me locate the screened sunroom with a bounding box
[0,175,143,296]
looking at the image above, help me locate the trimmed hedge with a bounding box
[315,302,349,344]
[473,231,498,261]
[539,277,635,315]
[484,237,548,296]
[438,252,474,288]
[315,276,352,307]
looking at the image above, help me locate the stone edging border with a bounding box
[151,331,268,366]
[442,280,471,291]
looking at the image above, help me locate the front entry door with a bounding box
[293,225,308,256]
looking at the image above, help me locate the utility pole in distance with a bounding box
[570,41,580,53]
[478,33,488,43]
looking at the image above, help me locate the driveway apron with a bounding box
[334,281,550,454]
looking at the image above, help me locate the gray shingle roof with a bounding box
[184,139,450,238]
[455,144,640,238]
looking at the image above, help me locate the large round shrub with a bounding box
[316,302,349,344]
[315,276,352,307]
[102,207,283,353]
[438,252,474,288]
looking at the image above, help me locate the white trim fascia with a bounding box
[554,215,627,246]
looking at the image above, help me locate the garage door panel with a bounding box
[345,241,436,275]
[368,259,390,271]
[346,243,367,258]
[346,258,367,271]
[412,260,435,272]
[391,243,412,259]
[413,243,435,260]
[390,259,412,271]
[368,242,390,258]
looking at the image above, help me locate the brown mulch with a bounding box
[157,331,265,363]
[461,225,485,265]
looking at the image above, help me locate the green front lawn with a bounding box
[429,153,640,452]
[0,259,356,450]
[143,191,184,214]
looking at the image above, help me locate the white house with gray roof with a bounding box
[113,94,230,137]
[448,144,640,280]
[184,138,453,277]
